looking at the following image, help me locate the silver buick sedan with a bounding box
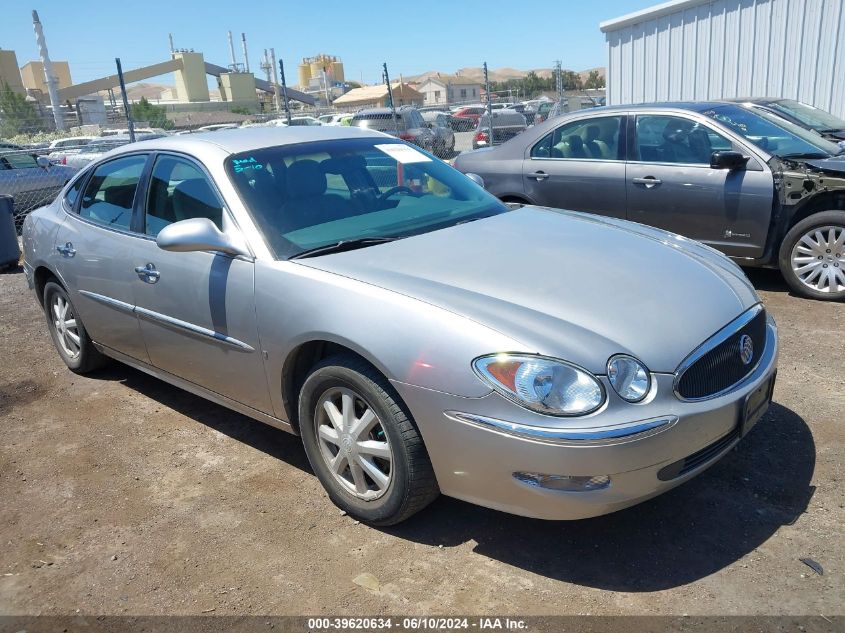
[22,126,778,525]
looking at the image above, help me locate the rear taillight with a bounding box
[399,133,414,141]
[60,156,66,165]
[474,131,488,142]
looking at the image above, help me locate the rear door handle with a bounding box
[631,176,662,187]
[135,263,160,283]
[56,242,76,257]
[528,171,549,181]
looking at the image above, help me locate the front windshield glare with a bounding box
[702,105,840,157]
[225,138,507,259]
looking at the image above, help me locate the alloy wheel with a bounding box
[51,294,81,359]
[314,387,393,500]
[790,225,845,294]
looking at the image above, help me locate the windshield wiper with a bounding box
[290,236,402,260]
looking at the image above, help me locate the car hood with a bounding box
[800,155,845,175]
[297,207,760,374]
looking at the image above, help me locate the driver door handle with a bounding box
[632,176,662,187]
[528,171,549,181]
[135,263,160,283]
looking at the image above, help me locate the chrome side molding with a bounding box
[78,289,255,352]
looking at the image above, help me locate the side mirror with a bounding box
[36,156,51,169]
[710,150,749,170]
[156,217,250,257]
[465,173,485,189]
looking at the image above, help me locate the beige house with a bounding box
[332,82,423,109]
[417,76,482,106]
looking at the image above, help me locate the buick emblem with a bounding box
[739,334,754,365]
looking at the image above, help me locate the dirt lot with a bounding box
[0,266,842,617]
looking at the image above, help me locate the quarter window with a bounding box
[79,155,147,230]
[634,115,732,164]
[64,174,86,209]
[531,116,623,160]
[145,155,223,237]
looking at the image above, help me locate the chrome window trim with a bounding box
[673,303,765,402]
[445,411,677,445]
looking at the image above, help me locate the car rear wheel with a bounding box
[298,354,439,525]
[43,281,108,373]
[779,211,845,301]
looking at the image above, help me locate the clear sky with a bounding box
[1,0,650,86]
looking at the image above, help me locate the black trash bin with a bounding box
[0,195,21,270]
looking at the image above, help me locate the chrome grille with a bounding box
[675,305,767,400]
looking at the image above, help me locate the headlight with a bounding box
[607,355,651,402]
[473,354,605,416]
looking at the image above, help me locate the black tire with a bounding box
[43,281,108,373]
[298,354,439,525]
[778,210,845,301]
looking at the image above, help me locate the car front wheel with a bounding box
[779,211,845,301]
[298,354,439,525]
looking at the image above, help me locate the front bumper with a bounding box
[392,320,778,520]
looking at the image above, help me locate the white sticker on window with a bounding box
[375,143,431,164]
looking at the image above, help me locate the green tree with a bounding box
[130,96,173,130]
[584,70,605,89]
[562,70,583,91]
[0,81,44,137]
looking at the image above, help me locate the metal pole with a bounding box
[31,10,64,132]
[227,31,237,71]
[269,48,281,112]
[241,33,250,73]
[383,62,399,135]
[483,61,493,146]
[278,59,292,125]
[115,58,135,143]
[168,33,174,55]
[555,60,563,112]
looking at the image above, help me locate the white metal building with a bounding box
[600,0,845,118]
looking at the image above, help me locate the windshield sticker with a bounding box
[375,144,431,164]
[232,156,262,173]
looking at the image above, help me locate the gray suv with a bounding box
[351,107,435,152]
[455,102,845,301]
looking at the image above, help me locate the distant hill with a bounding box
[405,67,605,84]
[109,82,221,102]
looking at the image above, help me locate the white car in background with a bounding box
[318,113,352,126]
[64,133,165,169]
[46,136,97,164]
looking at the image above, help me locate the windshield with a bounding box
[702,105,840,157]
[767,100,845,132]
[226,138,506,259]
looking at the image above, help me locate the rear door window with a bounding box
[531,116,623,160]
[79,155,147,230]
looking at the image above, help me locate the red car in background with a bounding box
[451,106,487,131]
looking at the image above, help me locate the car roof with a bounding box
[583,101,743,114]
[106,125,390,157]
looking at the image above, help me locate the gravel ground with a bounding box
[0,266,842,617]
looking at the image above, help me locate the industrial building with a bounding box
[601,0,845,118]
[20,60,72,91]
[298,54,344,88]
